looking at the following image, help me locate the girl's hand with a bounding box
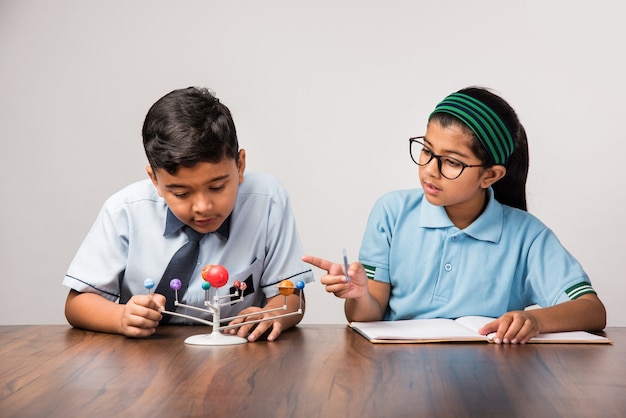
[478,310,540,344]
[302,255,368,300]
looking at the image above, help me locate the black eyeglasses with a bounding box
[409,137,489,180]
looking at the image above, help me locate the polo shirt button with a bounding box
[451,236,458,241]
[444,263,452,271]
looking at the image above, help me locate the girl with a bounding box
[303,87,606,344]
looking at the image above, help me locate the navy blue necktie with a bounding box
[155,226,205,323]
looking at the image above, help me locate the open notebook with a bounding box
[349,316,612,344]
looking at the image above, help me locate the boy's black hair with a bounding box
[142,87,239,175]
[429,87,529,211]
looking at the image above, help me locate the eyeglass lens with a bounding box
[410,139,465,180]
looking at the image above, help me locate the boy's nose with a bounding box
[193,195,212,212]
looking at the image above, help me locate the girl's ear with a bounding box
[480,165,507,189]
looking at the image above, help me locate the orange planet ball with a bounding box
[278,280,295,296]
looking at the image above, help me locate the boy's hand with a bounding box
[478,311,540,344]
[120,294,166,338]
[302,255,368,299]
[227,306,284,342]
[227,291,304,342]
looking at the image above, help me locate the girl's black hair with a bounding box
[429,87,529,211]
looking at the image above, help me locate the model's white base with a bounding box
[184,332,248,346]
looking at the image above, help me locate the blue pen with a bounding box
[342,248,350,282]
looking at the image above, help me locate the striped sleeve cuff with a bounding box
[565,282,596,300]
[363,264,376,280]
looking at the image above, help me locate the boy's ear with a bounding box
[146,165,159,188]
[480,165,507,189]
[237,149,246,184]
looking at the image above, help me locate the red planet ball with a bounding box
[201,264,229,288]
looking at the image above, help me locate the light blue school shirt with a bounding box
[359,188,595,321]
[63,172,314,322]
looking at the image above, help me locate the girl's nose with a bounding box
[422,156,441,178]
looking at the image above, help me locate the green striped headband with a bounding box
[430,92,514,165]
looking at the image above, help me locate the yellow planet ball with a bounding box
[278,280,295,296]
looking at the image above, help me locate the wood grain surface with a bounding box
[1,325,624,417]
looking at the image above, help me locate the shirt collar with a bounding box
[418,188,503,243]
[418,196,454,228]
[163,208,231,240]
[463,188,503,243]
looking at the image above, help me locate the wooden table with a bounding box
[1,325,624,417]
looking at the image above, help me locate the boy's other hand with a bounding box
[120,294,166,338]
[227,306,283,342]
[227,290,304,342]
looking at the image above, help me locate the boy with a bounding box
[64,87,313,342]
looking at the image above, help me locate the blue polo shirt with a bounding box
[359,188,595,321]
[63,172,314,322]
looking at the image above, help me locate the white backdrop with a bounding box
[1,1,624,326]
